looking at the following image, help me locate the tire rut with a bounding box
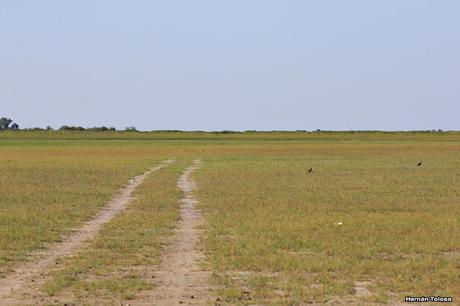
[0,160,174,304]
[135,159,213,305]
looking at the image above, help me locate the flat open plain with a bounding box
[0,131,458,305]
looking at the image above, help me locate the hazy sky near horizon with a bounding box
[1,1,459,131]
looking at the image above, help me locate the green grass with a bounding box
[42,159,189,303]
[0,132,459,304]
[0,141,179,276]
[1,129,460,142]
[196,142,460,304]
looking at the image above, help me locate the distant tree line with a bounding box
[58,125,117,131]
[0,117,138,131]
[0,116,451,133]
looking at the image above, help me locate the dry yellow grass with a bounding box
[195,141,460,304]
[0,140,179,276]
[41,159,189,304]
[1,133,459,304]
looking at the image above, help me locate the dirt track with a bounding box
[136,159,213,305]
[0,160,174,304]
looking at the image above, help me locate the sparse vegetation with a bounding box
[195,141,460,304]
[0,139,177,276]
[42,159,188,303]
[0,131,458,304]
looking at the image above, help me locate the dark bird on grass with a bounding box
[417,161,422,166]
[306,167,313,174]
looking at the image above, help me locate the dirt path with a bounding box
[136,159,213,305]
[0,160,174,304]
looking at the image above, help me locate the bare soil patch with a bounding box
[354,281,372,297]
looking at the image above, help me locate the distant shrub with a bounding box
[87,127,105,131]
[59,125,85,131]
[213,130,240,134]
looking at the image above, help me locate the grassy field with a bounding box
[42,159,190,304]
[195,141,460,304]
[0,139,181,276]
[0,131,459,304]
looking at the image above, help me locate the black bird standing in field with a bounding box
[417,161,422,166]
[306,167,313,174]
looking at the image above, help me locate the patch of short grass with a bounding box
[197,141,460,304]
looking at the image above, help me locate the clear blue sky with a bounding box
[1,1,459,131]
